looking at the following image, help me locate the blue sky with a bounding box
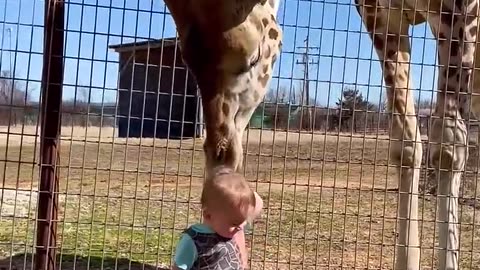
[0,0,439,108]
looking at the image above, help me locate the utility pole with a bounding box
[296,35,319,131]
[6,28,12,77]
[0,27,5,72]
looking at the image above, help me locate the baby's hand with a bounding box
[233,229,249,269]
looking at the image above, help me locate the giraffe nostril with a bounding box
[214,137,229,162]
[216,148,226,162]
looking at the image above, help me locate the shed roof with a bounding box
[108,37,179,53]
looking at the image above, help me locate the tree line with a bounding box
[258,86,436,133]
[0,71,116,127]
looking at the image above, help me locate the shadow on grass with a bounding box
[0,253,170,270]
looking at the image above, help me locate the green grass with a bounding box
[0,188,196,269]
[1,184,480,269]
[0,128,480,269]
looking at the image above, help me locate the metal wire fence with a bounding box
[1,0,480,269]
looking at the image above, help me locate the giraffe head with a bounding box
[165,0,283,175]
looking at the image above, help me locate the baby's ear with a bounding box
[202,208,211,220]
[251,191,264,219]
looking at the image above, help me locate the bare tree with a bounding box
[61,86,91,127]
[78,86,90,105]
[0,70,29,126]
[415,98,434,111]
[265,86,289,104]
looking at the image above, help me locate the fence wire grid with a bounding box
[1,0,480,269]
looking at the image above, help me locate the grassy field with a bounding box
[0,125,479,269]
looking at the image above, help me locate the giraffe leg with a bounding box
[233,105,263,171]
[428,1,478,268]
[355,1,421,269]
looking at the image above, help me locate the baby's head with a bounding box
[201,165,263,238]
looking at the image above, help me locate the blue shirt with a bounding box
[173,223,253,270]
[173,223,214,270]
[174,222,251,270]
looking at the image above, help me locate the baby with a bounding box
[172,166,263,270]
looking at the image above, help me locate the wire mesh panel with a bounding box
[1,0,480,269]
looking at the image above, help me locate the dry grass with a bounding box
[0,125,480,269]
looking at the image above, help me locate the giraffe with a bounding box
[163,0,282,179]
[163,0,477,269]
[355,0,480,269]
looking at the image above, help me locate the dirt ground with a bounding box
[0,125,401,189]
[0,125,479,269]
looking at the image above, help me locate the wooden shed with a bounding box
[109,38,203,139]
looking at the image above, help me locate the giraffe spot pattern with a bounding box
[465,17,477,38]
[455,0,463,10]
[386,50,396,60]
[263,64,269,74]
[384,61,394,70]
[373,35,384,50]
[222,102,230,116]
[469,25,478,37]
[251,16,263,32]
[439,32,447,44]
[450,40,459,56]
[258,74,270,87]
[440,9,453,26]
[268,28,279,40]
[447,66,459,78]
[366,15,375,31]
[262,18,269,27]
[385,74,394,85]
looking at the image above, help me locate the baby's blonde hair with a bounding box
[201,166,255,223]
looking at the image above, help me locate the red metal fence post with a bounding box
[35,0,64,269]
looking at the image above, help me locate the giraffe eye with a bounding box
[249,45,262,68]
[231,45,262,76]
